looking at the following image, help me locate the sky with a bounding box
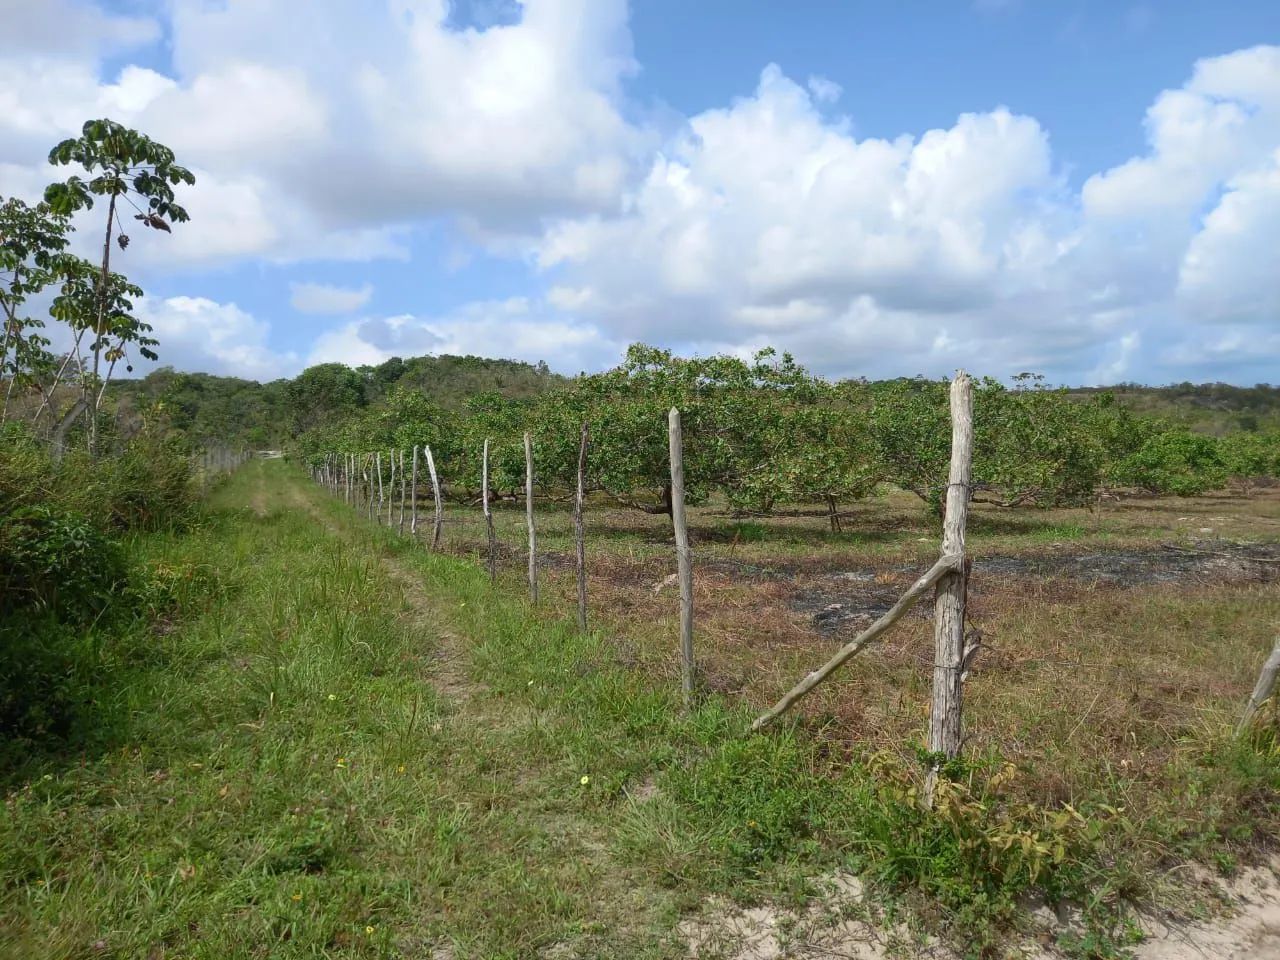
[1,0,1277,386]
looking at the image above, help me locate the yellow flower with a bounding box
[747,820,758,828]
[335,758,347,768]
[579,775,590,786]
[396,765,406,774]
[291,893,302,902]
[365,925,375,935]
[327,694,337,701]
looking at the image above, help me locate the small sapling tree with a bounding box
[44,119,194,453]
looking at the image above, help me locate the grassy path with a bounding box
[1,461,698,959]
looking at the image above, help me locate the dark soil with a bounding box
[793,541,1280,634]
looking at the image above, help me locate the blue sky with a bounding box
[2,0,1278,384]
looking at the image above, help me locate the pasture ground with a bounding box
[3,461,1278,959]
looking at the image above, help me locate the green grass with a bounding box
[4,462,1278,960]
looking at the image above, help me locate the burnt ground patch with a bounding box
[792,541,1280,634]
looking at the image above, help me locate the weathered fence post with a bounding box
[1238,637,1280,735]
[574,422,589,632]
[368,454,377,523]
[375,451,384,524]
[926,372,974,800]
[386,448,396,526]
[410,446,419,536]
[426,445,443,550]
[669,408,696,709]
[398,448,407,534]
[482,438,497,583]
[525,431,538,604]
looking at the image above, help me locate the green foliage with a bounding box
[870,375,1111,513]
[0,197,72,412]
[44,118,195,225]
[286,362,367,433]
[294,348,1278,516]
[0,505,127,622]
[1218,431,1280,490]
[1109,429,1227,496]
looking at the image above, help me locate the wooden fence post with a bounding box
[669,408,696,709]
[525,432,538,604]
[398,448,407,534]
[1238,637,1280,735]
[375,451,384,524]
[483,438,496,583]
[426,445,443,550]
[368,454,376,523]
[386,449,396,526]
[410,446,419,536]
[574,422,589,632]
[926,372,974,799]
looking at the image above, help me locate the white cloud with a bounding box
[290,282,374,315]
[0,0,159,58]
[806,75,842,104]
[307,297,622,374]
[0,1,1276,386]
[0,0,643,267]
[133,296,298,380]
[535,48,1280,383]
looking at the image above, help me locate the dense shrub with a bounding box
[1108,430,1227,496]
[0,422,195,531]
[0,505,127,622]
[0,423,198,749]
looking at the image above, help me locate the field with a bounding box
[430,479,1280,777]
[4,461,1279,959]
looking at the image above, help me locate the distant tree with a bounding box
[285,363,367,433]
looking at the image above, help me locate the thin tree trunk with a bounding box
[483,438,496,583]
[426,445,443,550]
[574,422,589,632]
[926,372,975,801]
[525,432,538,604]
[87,191,118,458]
[669,408,696,708]
[826,495,843,533]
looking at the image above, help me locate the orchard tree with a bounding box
[1218,431,1280,492]
[44,119,195,453]
[1110,428,1227,496]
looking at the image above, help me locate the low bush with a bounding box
[0,504,128,622]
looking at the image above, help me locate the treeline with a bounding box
[1070,382,1280,434]
[108,354,567,447]
[297,345,1280,517]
